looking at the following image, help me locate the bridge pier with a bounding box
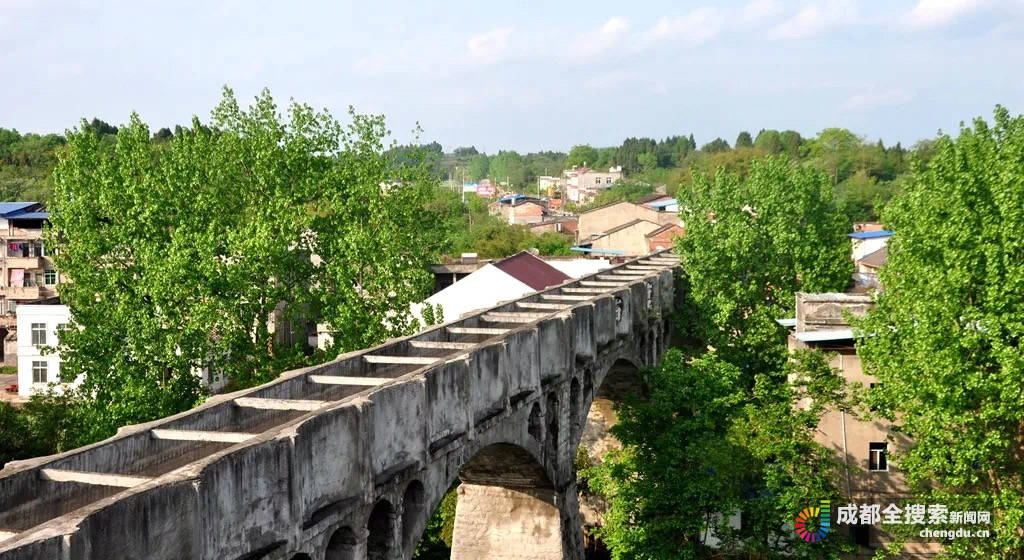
[450,481,582,560]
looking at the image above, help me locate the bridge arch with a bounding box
[366,499,396,560]
[324,526,357,560]
[400,480,427,553]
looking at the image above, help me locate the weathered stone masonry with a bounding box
[0,251,681,560]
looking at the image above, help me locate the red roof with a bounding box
[494,251,571,291]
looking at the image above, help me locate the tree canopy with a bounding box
[854,106,1024,558]
[675,156,853,377]
[46,87,449,447]
[567,144,599,168]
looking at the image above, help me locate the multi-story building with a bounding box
[564,166,622,203]
[15,302,75,398]
[0,203,58,367]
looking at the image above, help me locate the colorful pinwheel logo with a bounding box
[795,499,831,543]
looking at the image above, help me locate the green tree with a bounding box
[467,153,489,181]
[735,131,754,149]
[730,350,855,559]
[567,144,599,168]
[701,137,730,153]
[582,350,855,559]
[452,146,478,157]
[636,151,657,172]
[674,156,852,377]
[754,129,783,154]
[48,87,447,447]
[779,130,804,157]
[488,150,527,188]
[595,147,617,168]
[583,351,747,559]
[804,128,862,185]
[854,106,1024,559]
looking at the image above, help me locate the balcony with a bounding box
[3,257,40,269]
[6,228,43,240]
[2,286,40,300]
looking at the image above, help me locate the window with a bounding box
[850,524,871,547]
[6,300,16,314]
[31,322,46,346]
[869,442,888,472]
[44,270,56,285]
[32,360,47,383]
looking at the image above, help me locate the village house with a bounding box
[583,219,663,257]
[564,166,623,204]
[781,229,935,556]
[645,223,685,252]
[577,199,679,241]
[15,301,76,399]
[488,195,548,225]
[0,202,60,368]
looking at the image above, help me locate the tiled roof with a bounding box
[493,251,571,291]
[857,246,888,269]
[645,223,683,237]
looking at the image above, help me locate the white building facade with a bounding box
[16,303,76,398]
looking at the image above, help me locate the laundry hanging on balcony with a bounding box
[9,269,24,287]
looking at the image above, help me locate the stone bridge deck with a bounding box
[0,250,681,560]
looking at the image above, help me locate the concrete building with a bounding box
[586,220,664,257]
[564,166,622,204]
[15,303,76,399]
[785,292,937,555]
[577,200,680,243]
[849,230,893,261]
[527,216,577,235]
[645,223,685,252]
[489,195,547,225]
[0,203,59,367]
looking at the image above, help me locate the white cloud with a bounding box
[565,16,631,61]
[640,8,724,46]
[466,27,514,66]
[769,1,858,39]
[841,89,914,111]
[742,0,783,24]
[903,0,992,29]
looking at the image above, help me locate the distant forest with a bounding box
[2,118,938,222]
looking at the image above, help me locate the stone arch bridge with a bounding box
[0,251,681,560]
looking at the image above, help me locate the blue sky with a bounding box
[2,0,1023,152]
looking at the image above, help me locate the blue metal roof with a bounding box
[9,212,49,220]
[0,202,38,217]
[570,247,625,255]
[646,198,677,209]
[848,230,893,239]
[497,194,526,203]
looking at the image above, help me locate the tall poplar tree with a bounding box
[856,106,1024,558]
[47,87,447,447]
